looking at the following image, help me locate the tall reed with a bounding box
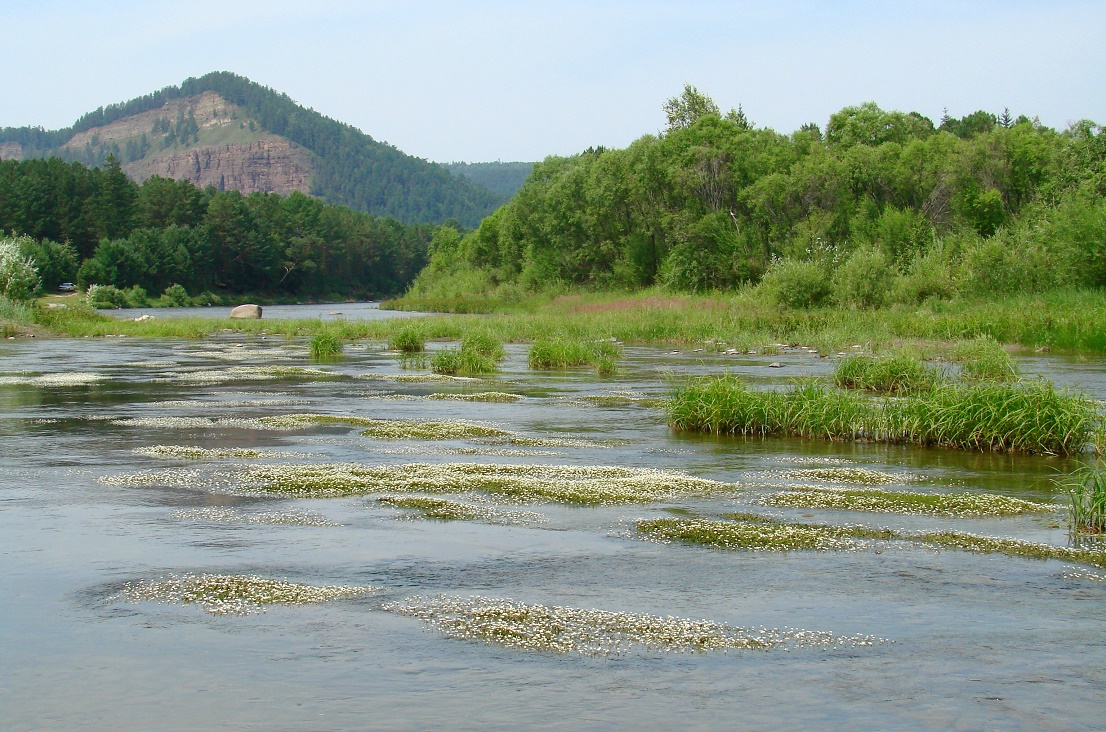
[1061,463,1106,534]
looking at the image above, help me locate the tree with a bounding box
[663,84,721,131]
[0,235,41,299]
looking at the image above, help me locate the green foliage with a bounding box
[18,236,77,292]
[309,329,343,360]
[668,375,1097,455]
[158,283,191,307]
[1061,463,1106,534]
[0,236,41,300]
[87,283,148,308]
[832,246,894,308]
[461,331,506,362]
[445,162,534,198]
[833,353,942,394]
[758,259,830,308]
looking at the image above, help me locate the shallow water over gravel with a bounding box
[2,334,1106,730]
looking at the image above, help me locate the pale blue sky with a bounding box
[3,1,1103,162]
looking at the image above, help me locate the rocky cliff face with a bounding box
[125,138,313,195]
[54,91,315,196]
[0,142,24,160]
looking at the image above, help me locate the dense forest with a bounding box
[0,156,431,302]
[0,72,504,227]
[408,87,1106,307]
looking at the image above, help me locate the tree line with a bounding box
[0,155,432,301]
[409,86,1106,307]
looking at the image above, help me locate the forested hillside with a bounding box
[0,156,431,301]
[445,161,534,197]
[407,87,1106,307]
[0,72,504,227]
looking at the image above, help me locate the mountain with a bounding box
[0,72,505,227]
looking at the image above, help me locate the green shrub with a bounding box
[832,246,894,308]
[389,325,426,353]
[159,284,192,307]
[0,236,41,300]
[893,245,956,303]
[758,258,830,308]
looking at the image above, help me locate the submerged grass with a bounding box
[638,517,892,552]
[171,506,337,526]
[760,486,1053,518]
[118,573,377,615]
[382,595,886,655]
[637,515,1106,569]
[376,495,545,524]
[233,462,735,505]
[668,375,1098,455]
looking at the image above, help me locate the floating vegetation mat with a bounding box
[376,496,546,524]
[638,516,1106,569]
[118,573,377,615]
[239,462,733,505]
[371,445,564,458]
[0,372,103,387]
[359,373,480,383]
[559,392,668,409]
[184,347,297,362]
[426,392,522,403]
[171,506,338,526]
[110,416,294,431]
[100,461,735,505]
[164,366,338,384]
[638,517,890,552]
[760,487,1053,518]
[774,468,905,486]
[382,595,887,656]
[136,445,295,460]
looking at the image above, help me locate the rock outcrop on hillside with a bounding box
[126,138,312,194]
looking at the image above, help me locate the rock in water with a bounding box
[230,304,263,319]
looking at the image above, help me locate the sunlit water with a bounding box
[2,325,1105,730]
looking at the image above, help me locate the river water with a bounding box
[2,320,1105,730]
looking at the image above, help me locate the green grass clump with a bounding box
[528,339,622,375]
[461,331,506,361]
[953,336,1019,382]
[668,375,1097,455]
[431,347,498,375]
[1060,463,1106,534]
[388,325,426,353]
[638,517,892,551]
[833,353,942,394]
[309,329,343,360]
[760,487,1053,518]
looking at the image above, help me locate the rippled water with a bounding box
[2,333,1105,730]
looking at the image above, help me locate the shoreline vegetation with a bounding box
[4,288,1106,355]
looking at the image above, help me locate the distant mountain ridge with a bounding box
[0,72,505,227]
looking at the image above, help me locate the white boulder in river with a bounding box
[229,304,263,319]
